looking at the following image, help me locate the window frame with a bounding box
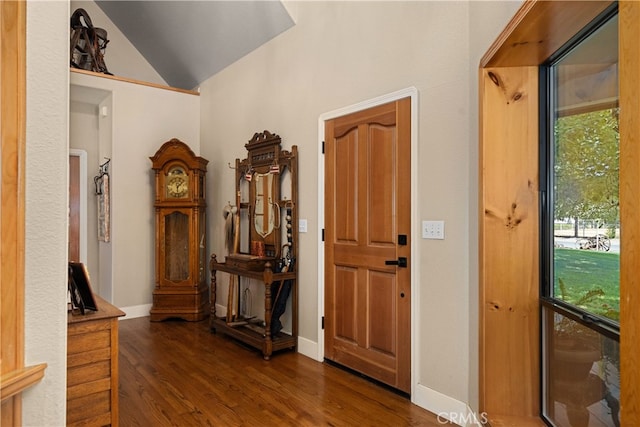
[539,4,621,425]
[539,2,621,343]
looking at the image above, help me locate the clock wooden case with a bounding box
[150,138,209,321]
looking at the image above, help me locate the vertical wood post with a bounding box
[1,2,27,424]
[479,66,540,418]
[619,2,640,424]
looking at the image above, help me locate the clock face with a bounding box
[166,167,189,198]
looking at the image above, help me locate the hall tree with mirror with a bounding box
[210,131,298,360]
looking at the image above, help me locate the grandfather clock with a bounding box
[149,138,209,321]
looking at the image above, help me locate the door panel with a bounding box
[334,130,358,242]
[69,155,81,262]
[368,270,396,354]
[335,266,357,342]
[325,97,411,393]
[369,125,395,243]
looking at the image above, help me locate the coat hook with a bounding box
[99,157,111,175]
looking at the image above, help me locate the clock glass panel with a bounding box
[164,211,190,281]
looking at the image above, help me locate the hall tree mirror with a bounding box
[232,131,294,260]
[247,169,280,258]
[253,172,276,240]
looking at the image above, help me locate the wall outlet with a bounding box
[422,220,444,239]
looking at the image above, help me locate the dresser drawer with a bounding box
[68,328,111,355]
[67,359,110,387]
[66,389,111,424]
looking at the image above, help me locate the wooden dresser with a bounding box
[67,295,124,426]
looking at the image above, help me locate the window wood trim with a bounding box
[480,1,612,68]
[480,0,639,424]
[618,1,640,423]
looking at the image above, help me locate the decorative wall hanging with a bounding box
[94,158,111,242]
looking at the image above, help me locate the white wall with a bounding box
[23,2,69,425]
[70,72,200,311]
[199,0,522,418]
[71,0,167,86]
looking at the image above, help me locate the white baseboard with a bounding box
[119,303,152,319]
[216,303,227,317]
[413,384,484,426]
[297,336,319,361]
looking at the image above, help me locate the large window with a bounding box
[541,7,620,427]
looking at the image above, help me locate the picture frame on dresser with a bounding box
[68,261,97,314]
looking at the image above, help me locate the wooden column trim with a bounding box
[1,1,26,424]
[1,2,47,424]
[479,65,540,420]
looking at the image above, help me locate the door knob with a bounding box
[385,257,407,268]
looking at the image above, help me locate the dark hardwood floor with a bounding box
[119,317,448,426]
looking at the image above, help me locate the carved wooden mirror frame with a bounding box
[234,130,297,261]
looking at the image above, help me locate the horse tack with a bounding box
[70,8,112,75]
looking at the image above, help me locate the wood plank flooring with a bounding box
[119,317,448,426]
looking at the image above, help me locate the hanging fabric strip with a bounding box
[97,172,110,242]
[95,158,111,242]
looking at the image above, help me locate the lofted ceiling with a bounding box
[95,1,295,90]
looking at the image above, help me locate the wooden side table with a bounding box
[67,295,124,426]
[209,255,298,360]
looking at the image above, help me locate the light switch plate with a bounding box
[299,219,308,233]
[422,220,444,239]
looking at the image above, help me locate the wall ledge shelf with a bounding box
[70,68,200,96]
[0,363,47,402]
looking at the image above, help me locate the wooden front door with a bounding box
[324,97,411,393]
